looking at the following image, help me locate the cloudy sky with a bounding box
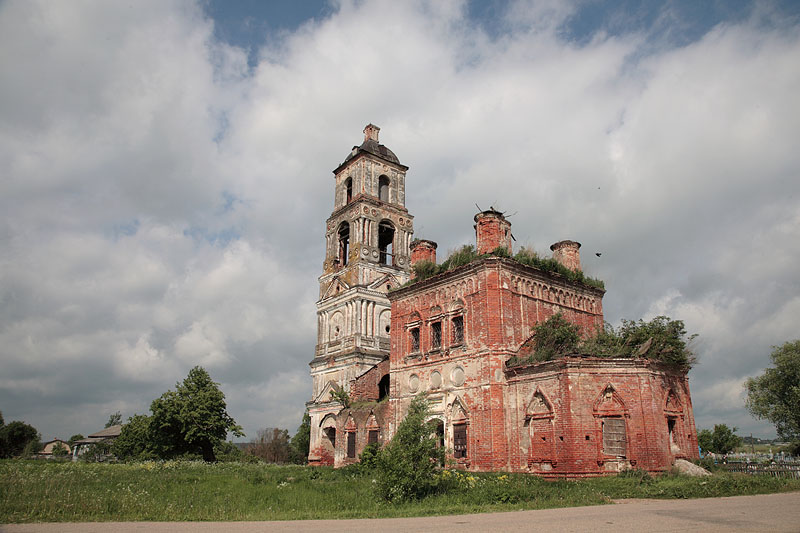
[1,0,798,443]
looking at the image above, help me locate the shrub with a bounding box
[411,260,438,282]
[438,245,478,272]
[376,395,445,501]
[358,442,382,471]
[617,316,697,369]
[529,313,581,362]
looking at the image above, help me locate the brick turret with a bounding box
[364,123,380,142]
[410,239,437,267]
[550,240,582,272]
[474,209,512,255]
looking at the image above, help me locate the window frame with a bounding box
[430,321,442,351]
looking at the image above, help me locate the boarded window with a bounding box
[346,431,356,458]
[451,315,464,345]
[431,322,442,350]
[602,418,627,457]
[410,327,420,352]
[531,419,553,461]
[453,423,467,459]
[368,430,379,445]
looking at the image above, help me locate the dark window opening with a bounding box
[453,423,467,459]
[345,178,353,203]
[435,420,444,448]
[668,417,679,452]
[338,222,350,266]
[378,175,390,202]
[431,322,442,350]
[378,374,390,401]
[410,327,420,352]
[368,430,379,445]
[451,315,464,345]
[602,417,627,457]
[385,324,390,334]
[346,431,356,458]
[378,221,394,265]
[324,427,336,448]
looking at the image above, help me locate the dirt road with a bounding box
[3,491,799,532]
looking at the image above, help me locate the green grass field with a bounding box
[1,460,799,523]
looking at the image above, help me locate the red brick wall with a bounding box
[384,256,697,476]
[349,357,389,401]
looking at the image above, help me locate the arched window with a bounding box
[378,175,390,202]
[338,222,350,266]
[345,177,353,204]
[378,220,394,265]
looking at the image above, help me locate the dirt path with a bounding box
[3,491,800,532]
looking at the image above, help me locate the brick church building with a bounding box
[307,125,699,476]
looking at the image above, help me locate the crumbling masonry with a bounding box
[307,125,699,475]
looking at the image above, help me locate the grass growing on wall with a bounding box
[2,460,800,523]
[407,244,604,290]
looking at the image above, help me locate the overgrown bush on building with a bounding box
[507,315,696,370]
[527,313,581,362]
[375,394,446,502]
[411,259,438,281]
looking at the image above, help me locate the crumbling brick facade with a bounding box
[307,126,699,474]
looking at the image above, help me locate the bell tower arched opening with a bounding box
[338,222,350,266]
[378,220,394,265]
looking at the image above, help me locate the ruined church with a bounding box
[307,125,699,476]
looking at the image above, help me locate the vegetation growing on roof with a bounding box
[512,247,604,290]
[506,314,697,370]
[405,244,604,290]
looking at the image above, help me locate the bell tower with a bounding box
[307,124,414,465]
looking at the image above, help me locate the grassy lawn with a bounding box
[1,460,799,523]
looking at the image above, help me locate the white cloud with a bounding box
[1,0,798,440]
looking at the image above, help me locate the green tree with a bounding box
[376,394,445,502]
[698,424,742,454]
[105,411,122,428]
[288,411,311,465]
[51,442,69,458]
[745,341,800,442]
[248,428,290,463]
[67,434,84,448]
[111,414,155,460]
[0,420,41,458]
[150,366,243,462]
